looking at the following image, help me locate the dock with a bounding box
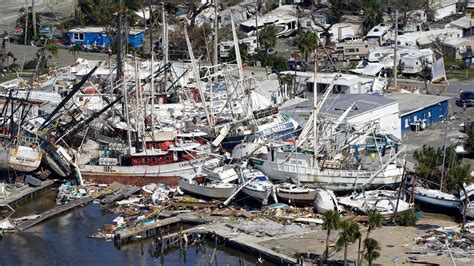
[204,223,299,265]
[0,180,55,206]
[16,196,93,231]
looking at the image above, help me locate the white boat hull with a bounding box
[8,147,42,173]
[241,186,272,205]
[314,189,339,214]
[178,178,237,199]
[252,158,403,191]
[276,189,318,205]
[414,190,461,210]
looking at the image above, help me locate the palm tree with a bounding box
[259,26,277,51]
[364,238,381,266]
[293,30,318,63]
[359,208,383,265]
[450,164,473,230]
[322,210,340,262]
[362,0,383,34]
[69,45,83,60]
[336,219,360,266]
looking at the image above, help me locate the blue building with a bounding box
[68,27,144,49]
[385,94,451,132]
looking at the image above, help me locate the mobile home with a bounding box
[332,41,378,61]
[239,5,298,38]
[68,27,145,49]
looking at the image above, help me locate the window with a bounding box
[143,157,148,164]
[428,112,431,117]
[151,157,156,163]
[165,156,170,161]
[73,32,84,41]
[405,118,409,128]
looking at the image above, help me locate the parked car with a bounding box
[460,91,474,107]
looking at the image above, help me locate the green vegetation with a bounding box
[358,209,383,265]
[337,219,361,266]
[449,164,473,230]
[364,238,381,266]
[322,210,341,262]
[466,129,474,154]
[293,30,318,62]
[259,26,277,50]
[362,0,383,34]
[397,209,418,226]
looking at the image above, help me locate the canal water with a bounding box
[0,190,273,265]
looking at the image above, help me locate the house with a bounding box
[440,36,474,61]
[445,15,474,37]
[384,93,451,132]
[68,27,145,49]
[280,94,401,139]
[279,71,377,95]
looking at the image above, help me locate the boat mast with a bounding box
[312,53,318,164]
[162,1,168,93]
[123,72,133,153]
[230,10,244,85]
[150,50,155,133]
[393,9,398,88]
[184,25,212,127]
[213,0,219,67]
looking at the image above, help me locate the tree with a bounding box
[465,128,474,154]
[35,43,59,76]
[450,164,473,230]
[359,208,383,265]
[259,26,277,50]
[322,210,341,262]
[364,238,381,266]
[229,43,250,62]
[336,219,360,266]
[185,0,212,27]
[69,45,83,60]
[16,7,42,44]
[293,30,318,63]
[362,0,383,34]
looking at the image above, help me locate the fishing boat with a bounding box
[8,146,42,173]
[413,187,461,210]
[314,188,340,214]
[178,173,238,199]
[275,183,318,205]
[338,190,412,216]
[238,168,274,205]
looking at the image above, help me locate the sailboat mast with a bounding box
[230,10,244,83]
[150,52,155,132]
[123,73,133,153]
[213,0,219,67]
[162,2,168,92]
[393,9,398,88]
[313,53,318,162]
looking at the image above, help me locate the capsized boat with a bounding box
[414,187,461,210]
[275,183,318,206]
[178,173,238,199]
[314,188,341,214]
[338,190,412,216]
[238,168,275,205]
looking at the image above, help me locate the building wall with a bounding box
[347,103,401,140]
[400,100,449,132]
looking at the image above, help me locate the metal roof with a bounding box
[384,93,451,116]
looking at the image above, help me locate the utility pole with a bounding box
[393,9,398,88]
[213,0,218,66]
[32,0,37,39]
[24,0,29,45]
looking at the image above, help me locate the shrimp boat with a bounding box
[238,168,274,205]
[8,145,42,172]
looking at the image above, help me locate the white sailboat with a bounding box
[338,190,412,216]
[178,173,238,199]
[413,186,461,210]
[275,183,318,206]
[238,168,274,205]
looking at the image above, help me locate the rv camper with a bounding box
[219,36,258,59]
[366,23,392,45]
[332,42,378,61]
[400,49,434,75]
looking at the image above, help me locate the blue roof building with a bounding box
[68,27,144,49]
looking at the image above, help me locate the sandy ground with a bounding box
[257,214,472,265]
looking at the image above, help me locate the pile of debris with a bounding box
[411,223,474,260]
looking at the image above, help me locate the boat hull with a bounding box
[276,189,318,206]
[414,192,461,210]
[314,189,339,214]
[252,158,403,192]
[241,186,272,205]
[178,179,237,199]
[8,147,42,173]
[0,146,12,171]
[80,159,204,187]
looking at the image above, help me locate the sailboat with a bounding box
[238,168,274,205]
[275,183,318,206]
[338,189,413,216]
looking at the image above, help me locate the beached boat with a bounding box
[413,187,461,210]
[338,190,412,216]
[239,168,274,205]
[460,184,474,219]
[275,183,318,205]
[178,173,238,199]
[314,189,340,214]
[8,146,42,172]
